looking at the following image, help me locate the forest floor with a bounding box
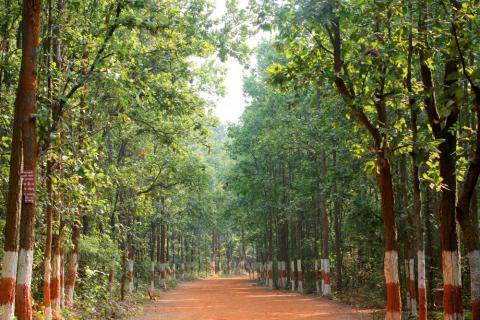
[132,276,374,319]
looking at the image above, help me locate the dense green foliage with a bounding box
[1,0,480,319]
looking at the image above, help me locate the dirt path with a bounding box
[133,276,372,320]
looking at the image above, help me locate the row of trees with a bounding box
[0,0,248,319]
[227,0,480,319]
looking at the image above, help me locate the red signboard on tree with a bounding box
[21,171,35,204]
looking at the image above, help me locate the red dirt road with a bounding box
[133,277,371,320]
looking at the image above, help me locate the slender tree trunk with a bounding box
[332,149,343,292]
[320,150,331,295]
[64,223,80,307]
[41,0,53,315]
[13,0,41,318]
[150,224,156,291]
[43,160,53,320]
[160,223,167,289]
[50,224,61,312]
[405,2,427,314]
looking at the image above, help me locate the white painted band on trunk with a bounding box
[442,251,461,286]
[322,259,330,272]
[0,304,15,320]
[417,250,426,289]
[384,250,399,284]
[297,259,302,271]
[16,249,33,285]
[409,259,415,280]
[411,299,417,316]
[468,249,480,300]
[128,259,134,272]
[44,306,52,320]
[1,251,18,279]
[323,284,331,294]
[65,285,74,306]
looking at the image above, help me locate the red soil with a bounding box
[133,276,371,319]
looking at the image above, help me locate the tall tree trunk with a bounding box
[377,155,402,320]
[400,155,416,315]
[150,223,156,291]
[320,150,331,296]
[332,149,343,292]
[160,223,167,288]
[327,13,402,318]
[43,160,53,320]
[42,0,53,316]
[405,3,426,314]
[13,0,41,318]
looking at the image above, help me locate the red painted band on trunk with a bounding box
[409,279,416,298]
[0,277,15,304]
[50,277,60,299]
[268,271,272,279]
[43,281,51,305]
[443,284,462,315]
[127,271,133,281]
[472,298,480,320]
[291,272,295,279]
[386,282,401,312]
[316,271,322,281]
[297,272,303,281]
[15,283,33,320]
[324,272,331,285]
[418,287,427,320]
[65,273,76,287]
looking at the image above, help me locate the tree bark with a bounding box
[13,0,41,318]
[64,223,80,307]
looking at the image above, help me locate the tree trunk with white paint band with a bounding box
[64,251,78,307]
[297,259,303,294]
[468,250,480,317]
[277,261,282,288]
[408,259,417,316]
[150,261,155,291]
[281,261,286,288]
[376,155,402,319]
[290,261,295,292]
[13,0,41,317]
[322,258,331,295]
[315,260,320,294]
[160,263,166,289]
[268,261,273,289]
[384,251,401,320]
[442,251,462,319]
[50,253,61,312]
[65,224,80,307]
[15,249,34,320]
[60,251,65,307]
[417,250,427,320]
[404,259,411,311]
[43,256,52,320]
[127,259,134,293]
[0,251,19,320]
